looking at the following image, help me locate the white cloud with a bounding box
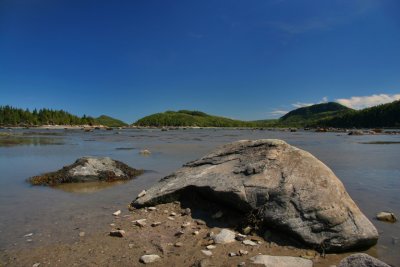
[270,110,289,116]
[292,96,328,108]
[336,94,400,109]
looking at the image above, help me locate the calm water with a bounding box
[0,129,399,265]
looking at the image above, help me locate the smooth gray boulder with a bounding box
[29,157,143,185]
[250,255,313,267]
[132,139,378,251]
[338,253,390,267]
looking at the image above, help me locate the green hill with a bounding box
[95,115,127,127]
[318,100,400,128]
[279,102,353,127]
[134,110,258,127]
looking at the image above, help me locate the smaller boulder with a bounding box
[376,212,397,223]
[338,253,390,267]
[212,229,236,244]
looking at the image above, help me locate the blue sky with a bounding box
[1,0,399,123]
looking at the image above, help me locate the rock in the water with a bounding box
[132,139,378,251]
[376,212,397,223]
[29,157,143,185]
[250,255,313,267]
[212,229,236,244]
[140,254,161,264]
[338,253,390,267]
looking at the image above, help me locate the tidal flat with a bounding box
[0,128,399,266]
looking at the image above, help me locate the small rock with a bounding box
[376,212,397,223]
[194,219,206,225]
[110,223,116,227]
[32,263,40,267]
[110,230,125,237]
[239,250,248,256]
[140,254,161,264]
[338,253,391,267]
[79,232,85,237]
[151,222,162,227]
[148,207,157,211]
[26,239,33,242]
[242,226,252,235]
[238,262,246,267]
[229,252,237,257]
[163,209,169,214]
[181,222,191,228]
[201,250,212,256]
[128,243,134,248]
[242,240,257,246]
[181,208,191,216]
[173,201,181,205]
[212,211,223,219]
[24,233,33,237]
[137,190,147,198]
[139,149,151,156]
[236,233,246,241]
[175,230,185,237]
[194,258,211,267]
[193,231,200,235]
[113,210,121,216]
[213,229,236,244]
[170,212,177,216]
[133,219,147,227]
[251,255,313,267]
[174,242,183,247]
[168,216,175,221]
[206,245,216,250]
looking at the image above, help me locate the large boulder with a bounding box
[29,157,143,185]
[132,139,378,251]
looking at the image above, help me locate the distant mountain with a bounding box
[279,102,353,126]
[95,115,127,127]
[318,100,400,128]
[134,110,257,127]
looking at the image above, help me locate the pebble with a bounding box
[110,223,115,227]
[193,231,200,235]
[213,229,236,244]
[140,254,161,264]
[242,240,257,246]
[229,252,237,257]
[79,232,85,237]
[170,212,177,216]
[376,212,397,223]
[24,233,33,237]
[133,219,147,227]
[201,250,212,256]
[168,217,175,221]
[174,242,183,247]
[181,222,191,228]
[113,210,121,216]
[26,239,33,242]
[236,233,246,241]
[163,210,169,214]
[137,190,147,198]
[109,230,125,237]
[148,207,157,211]
[128,243,134,249]
[175,230,185,237]
[238,262,246,267]
[194,219,206,225]
[181,208,191,216]
[206,245,216,250]
[239,249,248,255]
[151,222,162,227]
[32,263,40,267]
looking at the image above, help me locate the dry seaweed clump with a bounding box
[28,157,143,186]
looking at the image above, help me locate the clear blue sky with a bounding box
[1,0,399,123]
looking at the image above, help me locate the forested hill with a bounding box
[0,106,127,127]
[134,110,258,127]
[279,102,352,126]
[318,100,400,128]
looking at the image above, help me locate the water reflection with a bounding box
[55,180,129,193]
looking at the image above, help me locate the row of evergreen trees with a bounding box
[0,105,96,126]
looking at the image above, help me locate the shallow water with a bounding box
[0,128,399,265]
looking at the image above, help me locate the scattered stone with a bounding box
[26,239,33,242]
[338,253,391,267]
[110,223,115,227]
[206,245,216,250]
[163,210,169,214]
[174,242,183,247]
[128,243,134,249]
[236,233,246,241]
[242,239,257,246]
[170,212,177,216]
[229,252,237,257]
[32,263,40,267]
[24,233,33,237]
[137,190,147,198]
[212,211,223,219]
[132,139,378,251]
[133,219,147,227]
[194,219,206,225]
[168,216,175,221]
[148,207,156,211]
[201,250,212,256]
[29,157,143,185]
[140,254,161,264]
[181,208,191,216]
[175,230,185,237]
[238,249,248,256]
[181,222,191,228]
[212,229,236,244]
[139,149,151,156]
[151,222,161,227]
[376,212,397,223]
[113,210,121,216]
[79,232,85,237]
[193,231,200,235]
[251,255,313,267]
[109,230,125,237]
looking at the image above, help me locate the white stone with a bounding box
[242,239,257,246]
[212,229,236,244]
[140,254,161,264]
[113,210,121,216]
[201,250,212,256]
